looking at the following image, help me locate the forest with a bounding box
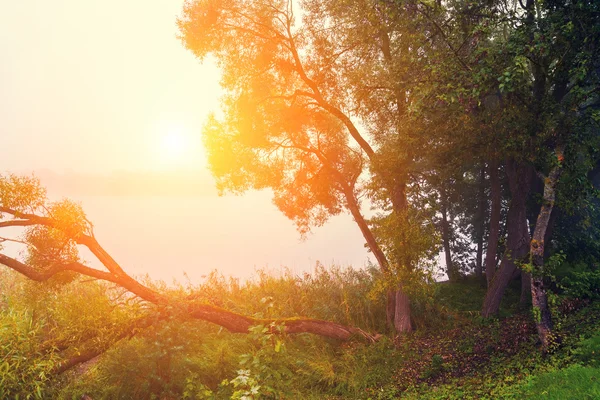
[1,0,600,398]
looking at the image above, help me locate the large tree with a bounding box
[177,0,448,332]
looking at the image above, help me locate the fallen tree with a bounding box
[0,176,377,375]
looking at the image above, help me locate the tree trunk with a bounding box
[530,155,562,351]
[344,181,412,333]
[342,184,390,275]
[380,32,414,335]
[482,160,532,317]
[531,275,553,351]
[485,160,501,286]
[0,203,384,343]
[394,284,412,332]
[390,181,413,333]
[475,165,487,279]
[0,251,379,342]
[440,185,459,281]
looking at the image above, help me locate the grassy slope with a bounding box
[302,277,600,399]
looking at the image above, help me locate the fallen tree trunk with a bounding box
[0,207,378,344]
[0,252,376,342]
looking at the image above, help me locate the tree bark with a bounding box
[475,165,487,279]
[485,160,501,286]
[394,284,412,332]
[482,160,532,317]
[530,156,562,351]
[0,252,376,342]
[293,146,410,334]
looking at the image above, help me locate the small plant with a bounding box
[182,373,214,399]
[225,322,291,399]
[421,354,446,380]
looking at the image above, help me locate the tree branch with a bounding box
[0,240,378,342]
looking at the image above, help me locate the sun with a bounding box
[154,123,194,168]
[149,119,206,170]
[162,130,187,157]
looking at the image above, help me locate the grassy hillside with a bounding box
[2,267,600,399]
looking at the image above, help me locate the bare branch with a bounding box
[0,220,37,228]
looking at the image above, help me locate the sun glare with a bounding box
[152,122,202,169]
[162,130,187,156]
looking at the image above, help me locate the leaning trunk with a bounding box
[342,184,390,275]
[485,160,501,286]
[343,181,412,333]
[482,160,532,317]
[530,155,562,351]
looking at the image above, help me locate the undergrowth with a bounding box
[2,266,600,399]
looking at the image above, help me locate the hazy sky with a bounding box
[0,0,219,172]
[0,0,371,282]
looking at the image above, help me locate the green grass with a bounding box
[518,365,600,399]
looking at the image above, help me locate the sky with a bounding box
[0,0,372,282]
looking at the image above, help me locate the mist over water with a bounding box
[25,168,369,285]
[73,193,371,284]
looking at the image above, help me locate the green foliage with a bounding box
[4,262,600,399]
[224,323,291,399]
[191,263,388,333]
[0,308,57,399]
[434,276,521,318]
[0,0,600,398]
[420,354,446,380]
[0,174,47,213]
[559,263,600,300]
[401,288,600,399]
[517,365,600,400]
[0,268,151,399]
[573,333,600,368]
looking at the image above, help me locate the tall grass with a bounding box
[46,263,401,399]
